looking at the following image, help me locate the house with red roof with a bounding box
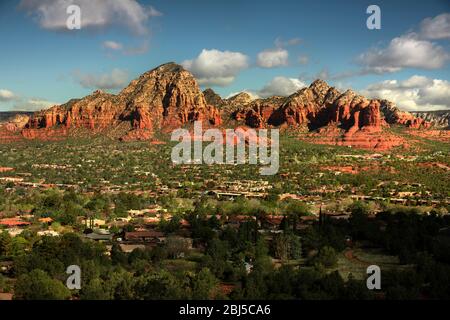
[0,217,31,227]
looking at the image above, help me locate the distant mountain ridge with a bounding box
[0,62,444,150]
[411,110,450,129]
[0,111,33,122]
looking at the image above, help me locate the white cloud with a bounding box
[258,76,306,98]
[362,75,450,111]
[182,49,249,87]
[102,40,123,51]
[0,89,16,101]
[417,79,450,106]
[102,38,150,57]
[358,33,449,73]
[0,89,57,111]
[19,0,162,35]
[14,98,57,111]
[257,48,289,68]
[420,13,450,40]
[74,68,129,90]
[102,39,149,56]
[399,75,433,88]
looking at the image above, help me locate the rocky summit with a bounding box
[233,79,431,130]
[231,79,433,150]
[0,62,440,150]
[22,62,221,141]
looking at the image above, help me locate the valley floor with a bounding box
[0,133,449,300]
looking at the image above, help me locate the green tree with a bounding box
[286,201,310,231]
[191,268,218,299]
[0,231,12,256]
[204,239,230,278]
[81,278,112,300]
[274,234,290,261]
[14,269,71,300]
[111,243,128,265]
[312,246,338,268]
[159,215,181,233]
[349,201,370,239]
[7,236,29,257]
[273,233,302,261]
[165,236,191,259]
[111,271,135,300]
[134,270,185,299]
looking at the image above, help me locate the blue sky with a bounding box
[0,0,449,112]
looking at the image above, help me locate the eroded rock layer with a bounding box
[22,63,222,140]
[2,63,438,151]
[231,80,432,150]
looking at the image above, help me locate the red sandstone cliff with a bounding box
[23,63,222,141]
[379,100,432,129]
[231,79,431,150]
[7,65,435,150]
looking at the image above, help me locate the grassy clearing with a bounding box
[332,245,411,281]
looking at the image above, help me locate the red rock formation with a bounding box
[4,114,30,132]
[231,80,432,150]
[234,96,285,128]
[22,63,222,141]
[306,123,407,151]
[379,100,431,129]
[0,114,31,143]
[203,88,224,108]
[225,92,254,108]
[340,131,407,151]
[24,90,119,134]
[132,107,153,130]
[21,128,68,141]
[406,129,450,143]
[361,100,382,130]
[411,110,449,129]
[5,68,434,151]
